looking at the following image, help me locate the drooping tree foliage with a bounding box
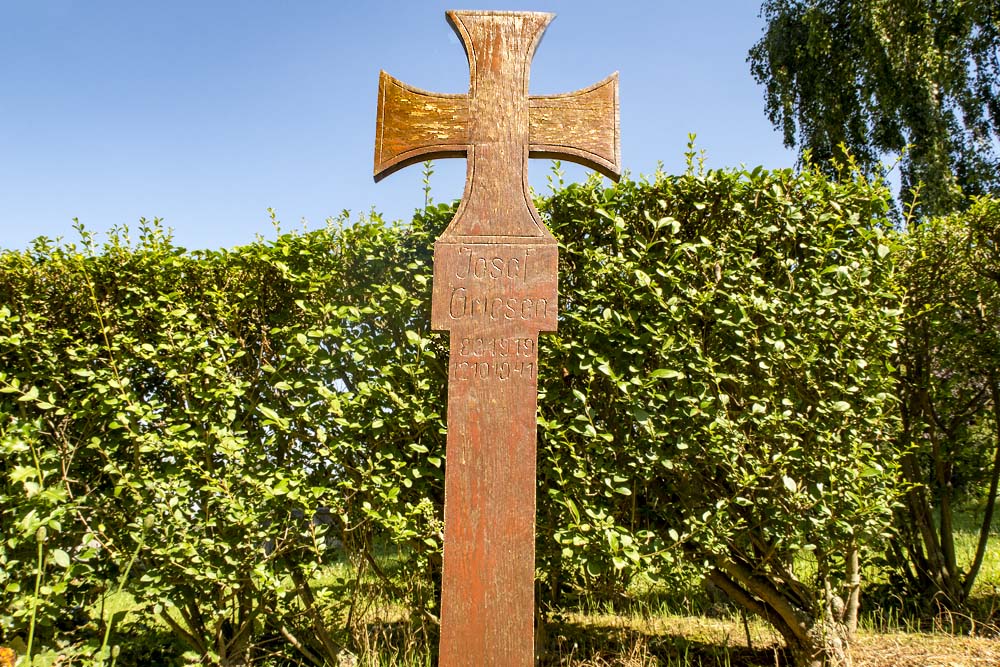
[750,0,1000,216]
[2,165,901,667]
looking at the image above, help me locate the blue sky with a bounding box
[1,1,795,251]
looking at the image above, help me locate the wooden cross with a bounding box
[373,10,620,665]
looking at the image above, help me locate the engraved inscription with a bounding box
[448,291,550,322]
[431,241,559,331]
[459,336,534,358]
[451,359,536,381]
[451,335,537,381]
[455,246,535,281]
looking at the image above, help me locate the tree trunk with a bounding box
[843,542,861,636]
[709,563,852,667]
[782,620,850,667]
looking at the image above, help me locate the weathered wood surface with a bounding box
[373,10,620,666]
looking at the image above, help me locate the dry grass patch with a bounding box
[538,611,786,666]
[850,632,1000,667]
[537,611,1000,667]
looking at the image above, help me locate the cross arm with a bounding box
[529,73,621,181]
[374,71,469,182]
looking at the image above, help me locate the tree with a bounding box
[750,0,1000,216]
[893,198,1000,608]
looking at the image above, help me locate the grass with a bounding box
[857,502,1000,636]
[538,610,783,666]
[7,511,1000,666]
[532,613,1000,667]
[336,566,1000,667]
[345,506,1000,666]
[953,504,1000,586]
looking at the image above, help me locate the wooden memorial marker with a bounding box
[373,10,620,665]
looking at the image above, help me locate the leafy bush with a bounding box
[0,214,449,665]
[1,163,901,667]
[538,164,901,666]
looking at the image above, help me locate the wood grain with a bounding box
[374,72,468,182]
[529,74,620,180]
[372,10,620,666]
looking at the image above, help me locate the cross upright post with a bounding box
[374,10,620,665]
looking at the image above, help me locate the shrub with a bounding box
[1,163,901,667]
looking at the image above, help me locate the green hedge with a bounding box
[1,165,901,665]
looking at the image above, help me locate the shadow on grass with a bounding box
[349,617,788,666]
[538,618,789,667]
